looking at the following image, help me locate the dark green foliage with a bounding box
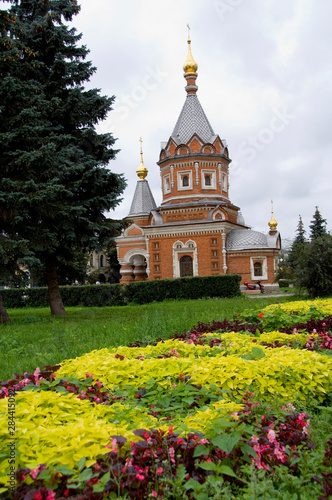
[0,0,126,315]
[124,274,241,305]
[309,207,327,240]
[0,284,124,308]
[297,233,332,297]
[1,274,241,308]
[288,215,307,274]
[289,209,332,297]
[276,250,295,283]
[29,248,90,286]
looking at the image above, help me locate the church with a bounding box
[115,34,281,289]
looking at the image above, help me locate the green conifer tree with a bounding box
[0,0,126,316]
[288,215,307,274]
[294,209,332,296]
[309,206,327,240]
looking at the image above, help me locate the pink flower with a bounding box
[157,467,163,475]
[267,429,276,443]
[152,492,158,498]
[95,381,102,388]
[34,494,43,500]
[30,466,40,479]
[136,473,145,481]
[46,491,56,500]
[251,435,259,443]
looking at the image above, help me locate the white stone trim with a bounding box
[163,173,171,194]
[144,221,235,238]
[201,169,217,189]
[172,240,198,278]
[250,256,268,280]
[161,194,225,203]
[177,170,193,191]
[195,162,199,185]
[221,232,228,273]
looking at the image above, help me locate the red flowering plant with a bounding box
[11,392,316,499]
[0,366,116,405]
[236,392,315,472]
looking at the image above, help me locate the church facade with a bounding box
[115,36,281,288]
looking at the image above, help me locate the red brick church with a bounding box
[115,34,281,289]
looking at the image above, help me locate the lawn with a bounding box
[0,295,299,382]
[1,295,332,499]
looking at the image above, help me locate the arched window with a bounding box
[254,262,262,277]
[182,175,189,187]
[205,174,211,186]
[180,255,193,277]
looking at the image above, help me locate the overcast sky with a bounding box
[5,0,332,243]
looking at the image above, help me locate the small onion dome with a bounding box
[268,200,278,231]
[137,138,148,180]
[268,214,278,231]
[183,38,198,75]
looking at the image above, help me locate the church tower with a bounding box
[115,31,281,288]
[158,29,240,226]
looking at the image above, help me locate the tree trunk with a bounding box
[45,256,66,316]
[0,293,10,324]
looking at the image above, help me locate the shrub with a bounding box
[0,284,125,308]
[124,274,241,305]
[1,275,241,308]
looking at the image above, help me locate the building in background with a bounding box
[115,34,281,289]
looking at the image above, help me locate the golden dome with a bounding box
[268,200,278,231]
[136,137,148,180]
[183,25,198,75]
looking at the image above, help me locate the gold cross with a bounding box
[187,23,191,40]
[139,136,143,154]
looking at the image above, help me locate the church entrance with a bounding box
[180,255,193,277]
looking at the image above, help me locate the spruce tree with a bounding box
[288,215,307,273]
[309,206,327,240]
[0,0,126,316]
[293,209,332,296]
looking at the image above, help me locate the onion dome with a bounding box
[183,27,198,75]
[268,200,278,231]
[136,137,148,180]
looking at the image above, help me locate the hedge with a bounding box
[0,274,241,309]
[124,274,241,305]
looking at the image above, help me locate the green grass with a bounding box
[0,294,302,382]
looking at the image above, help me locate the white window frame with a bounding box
[163,174,171,194]
[177,170,193,191]
[250,257,267,281]
[222,173,227,192]
[201,169,216,189]
[172,240,198,278]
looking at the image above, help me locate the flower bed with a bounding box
[1,300,332,498]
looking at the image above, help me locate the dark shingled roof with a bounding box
[171,94,215,144]
[128,180,156,217]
